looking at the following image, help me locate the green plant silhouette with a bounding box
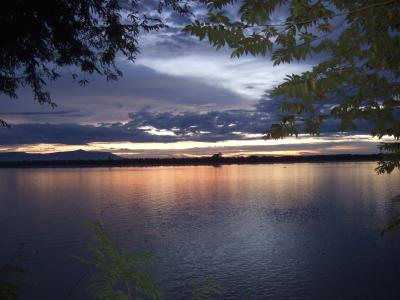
[381,194,400,236]
[0,242,28,300]
[75,221,164,300]
[192,279,224,300]
[0,264,27,300]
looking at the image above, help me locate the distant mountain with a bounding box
[0,150,121,162]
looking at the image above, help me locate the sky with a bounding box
[0,2,383,157]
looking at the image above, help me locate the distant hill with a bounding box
[0,150,121,162]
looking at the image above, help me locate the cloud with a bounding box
[0,2,314,127]
[0,2,374,155]
[4,109,86,117]
[0,123,139,145]
[137,54,312,100]
[0,96,373,146]
[0,136,382,157]
[0,64,248,124]
[135,2,313,100]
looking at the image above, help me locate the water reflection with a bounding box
[0,163,399,299]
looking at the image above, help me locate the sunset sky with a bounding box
[0,3,382,157]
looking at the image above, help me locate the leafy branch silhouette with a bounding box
[74,221,164,300]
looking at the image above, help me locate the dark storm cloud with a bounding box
[126,98,278,135]
[125,99,370,140]
[151,32,201,55]
[51,64,246,106]
[0,123,159,145]
[0,96,372,146]
[4,109,86,117]
[0,98,271,145]
[0,64,247,124]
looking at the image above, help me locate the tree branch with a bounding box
[243,0,397,29]
[0,119,10,128]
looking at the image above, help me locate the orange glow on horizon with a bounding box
[0,135,386,157]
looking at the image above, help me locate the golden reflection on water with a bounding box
[2,162,397,218]
[1,163,400,300]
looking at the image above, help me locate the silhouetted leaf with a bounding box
[76,221,163,300]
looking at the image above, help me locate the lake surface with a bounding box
[1,163,400,299]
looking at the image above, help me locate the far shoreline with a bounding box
[0,154,383,169]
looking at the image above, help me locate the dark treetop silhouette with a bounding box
[186,0,400,234]
[0,0,189,126]
[185,0,400,174]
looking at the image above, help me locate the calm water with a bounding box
[1,163,400,299]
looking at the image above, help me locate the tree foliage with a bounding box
[185,0,400,174]
[0,265,27,300]
[76,221,163,300]
[192,280,224,300]
[186,0,400,233]
[0,0,189,126]
[0,244,28,300]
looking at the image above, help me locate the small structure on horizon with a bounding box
[211,152,223,160]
